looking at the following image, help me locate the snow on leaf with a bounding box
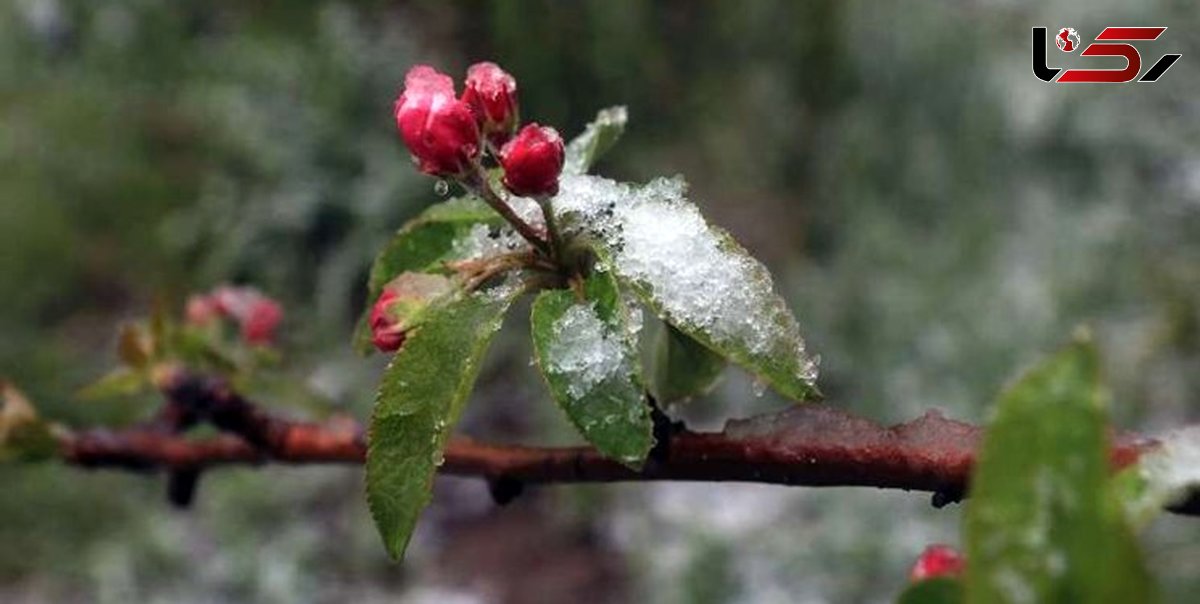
[451,223,530,261]
[546,303,628,398]
[551,174,818,401]
[530,271,653,467]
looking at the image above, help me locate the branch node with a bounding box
[648,397,681,464]
[167,467,203,508]
[488,476,524,506]
[931,489,964,509]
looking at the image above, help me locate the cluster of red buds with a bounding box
[908,544,965,582]
[376,62,568,354]
[186,286,284,346]
[393,61,565,198]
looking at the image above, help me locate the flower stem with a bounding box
[536,196,564,263]
[467,164,551,256]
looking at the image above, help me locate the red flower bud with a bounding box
[240,298,283,345]
[909,544,965,582]
[499,124,564,198]
[370,289,408,353]
[369,273,454,353]
[204,286,284,346]
[461,61,519,146]
[394,65,481,177]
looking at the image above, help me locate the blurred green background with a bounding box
[3,1,1200,602]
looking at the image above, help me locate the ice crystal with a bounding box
[545,303,627,398]
[451,223,528,260]
[505,195,545,228]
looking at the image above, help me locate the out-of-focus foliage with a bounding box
[0,382,58,462]
[965,338,1154,602]
[4,0,1200,602]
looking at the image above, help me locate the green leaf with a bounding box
[1,382,58,462]
[651,323,726,404]
[170,328,239,375]
[76,368,148,401]
[564,106,628,175]
[552,175,819,401]
[416,194,500,224]
[530,270,654,467]
[964,337,1157,603]
[355,195,504,353]
[898,579,964,604]
[366,288,519,560]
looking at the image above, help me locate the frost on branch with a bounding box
[552,174,819,401]
[725,405,979,465]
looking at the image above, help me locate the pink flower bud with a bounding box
[909,544,965,582]
[369,273,454,353]
[461,61,519,146]
[185,295,219,326]
[211,286,247,317]
[394,65,481,177]
[499,124,564,198]
[240,298,283,345]
[202,285,283,346]
[370,289,408,353]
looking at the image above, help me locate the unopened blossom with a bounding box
[394,65,481,176]
[499,123,564,197]
[370,289,408,353]
[195,286,284,345]
[909,544,965,582]
[461,61,519,146]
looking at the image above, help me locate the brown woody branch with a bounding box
[56,372,1198,515]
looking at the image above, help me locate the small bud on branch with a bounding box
[462,61,519,147]
[500,124,565,198]
[394,66,481,177]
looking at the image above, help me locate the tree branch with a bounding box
[57,375,1195,515]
